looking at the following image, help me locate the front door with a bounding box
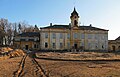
[25,45,29,50]
[74,44,77,49]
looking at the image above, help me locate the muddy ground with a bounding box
[0,52,120,77]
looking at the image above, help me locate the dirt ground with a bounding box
[0,52,120,77]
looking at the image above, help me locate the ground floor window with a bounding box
[25,45,29,50]
[45,42,48,48]
[67,43,70,48]
[60,43,63,48]
[53,43,56,48]
[34,44,36,48]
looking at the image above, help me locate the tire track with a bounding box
[13,53,48,77]
[13,54,27,77]
[31,57,49,77]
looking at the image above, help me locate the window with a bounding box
[67,42,70,48]
[52,33,56,39]
[67,33,70,39]
[45,33,48,38]
[45,42,48,48]
[102,45,104,49]
[34,44,36,48]
[36,45,39,48]
[81,42,84,46]
[102,36,104,40]
[81,34,84,39]
[15,38,20,41]
[95,34,98,39]
[29,39,34,41]
[60,43,63,48]
[74,20,78,26]
[88,43,91,48]
[60,33,63,39]
[88,34,92,39]
[20,39,26,41]
[52,43,56,48]
[74,33,78,39]
[95,43,98,49]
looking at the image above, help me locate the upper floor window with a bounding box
[81,34,85,39]
[60,33,63,39]
[67,33,70,39]
[74,33,78,39]
[34,44,38,48]
[45,33,48,38]
[95,34,99,39]
[88,34,92,39]
[52,33,56,39]
[34,44,37,48]
[34,38,39,41]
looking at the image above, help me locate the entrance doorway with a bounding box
[74,44,78,49]
[25,45,29,50]
[112,46,115,51]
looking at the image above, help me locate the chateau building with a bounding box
[14,8,108,51]
[14,32,40,50]
[40,8,108,51]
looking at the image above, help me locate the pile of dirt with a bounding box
[0,47,25,60]
[8,49,25,58]
[0,47,13,54]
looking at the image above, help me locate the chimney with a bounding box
[50,23,52,26]
[89,24,92,27]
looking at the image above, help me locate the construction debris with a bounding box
[0,47,25,59]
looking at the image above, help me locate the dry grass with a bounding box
[36,52,120,60]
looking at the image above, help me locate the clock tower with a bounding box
[70,7,79,28]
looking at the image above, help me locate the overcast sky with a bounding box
[0,0,120,40]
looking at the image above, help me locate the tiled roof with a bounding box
[17,32,40,37]
[41,25,70,29]
[40,25,108,31]
[79,26,108,31]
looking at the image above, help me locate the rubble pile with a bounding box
[9,49,25,58]
[0,47,25,59]
[0,47,13,54]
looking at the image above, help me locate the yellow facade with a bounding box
[14,8,108,51]
[14,32,40,50]
[40,8,108,51]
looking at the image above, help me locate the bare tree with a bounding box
[0,18,8,45]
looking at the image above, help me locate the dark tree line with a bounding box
[0,18,39,46]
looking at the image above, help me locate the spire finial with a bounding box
[74,7,76,11]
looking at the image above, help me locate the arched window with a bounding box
[74,20,78,26]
